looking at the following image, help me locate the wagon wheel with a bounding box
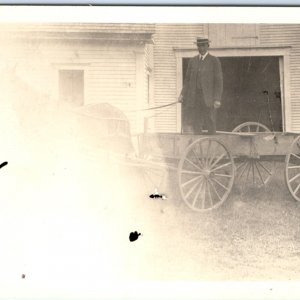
[178,137,235,212]
[232,122,275,190]
[140,164,168,196]
[285,135,300,202]
[233,121,270,133]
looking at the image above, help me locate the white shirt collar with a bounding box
[199,52,209,60]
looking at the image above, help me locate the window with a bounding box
[59,70,84,106]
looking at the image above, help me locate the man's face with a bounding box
[197,43,209,55]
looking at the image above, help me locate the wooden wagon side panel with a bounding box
[138,133,297,160]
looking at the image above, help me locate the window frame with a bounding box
[52,63,90,106]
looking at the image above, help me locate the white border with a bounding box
[1,5,300,300]
[0,6,300,23]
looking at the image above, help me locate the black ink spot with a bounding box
[149,193,166,199]
[149,194,162,198]
[0,162,7,169]
[129,231,141,242]
[21,274,25,279]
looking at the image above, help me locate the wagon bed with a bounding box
[132,123,300,212]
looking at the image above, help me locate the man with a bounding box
[179,37,223,134]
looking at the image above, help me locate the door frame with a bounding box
[51,63,90,105]
[174,46,291,132]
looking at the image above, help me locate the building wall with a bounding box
[260,24,300,132]
[208,24,260,47]
[152,23,298,132]
[144,43,155,132]
[0,37,152,134]
[153,24,206,132]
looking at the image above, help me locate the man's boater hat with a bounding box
[194,36,210,45]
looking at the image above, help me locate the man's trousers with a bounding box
[182,89,217,135]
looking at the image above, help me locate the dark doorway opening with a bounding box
[182,56,282,132]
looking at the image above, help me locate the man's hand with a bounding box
[214,101,221,109]
[178,94,183,103]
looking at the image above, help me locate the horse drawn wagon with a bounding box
[122,121,300,212]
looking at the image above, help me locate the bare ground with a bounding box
[2,155,300,286]
[119,161,300,280]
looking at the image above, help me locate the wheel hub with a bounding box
[203,169,211,177]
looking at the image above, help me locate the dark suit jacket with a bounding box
[181,53,223,108]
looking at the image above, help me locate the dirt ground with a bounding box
[2,152,300,296]
[119,161,300,281]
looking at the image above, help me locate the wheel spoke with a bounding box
[210,161,232,173]
[210,153,226,170]
[294,183,300,195]
[241,162,252,191]
[179,138,234,211]
[196,142,205,168]
[192,179,204,207]
[206,179,214,208]
[232,122,274,190]
[208,179,222,202]
[254,161,266,185]
[213,173,233,178]
[288,165,300,169]
[211,177,229,191]
[181,169,203,175]
[191,148,204,169]
[252,160,255,184]
[205,140,212,168]
[181,174,203,188]
[291,153,300,160]
[246,160,252,181]
[257,160,272,175]
[201,179,207,209]
[185,157,203,172]
[289,172,300,183]
[238,161,250,179]
[233,122,270,134]
[207,142,216,167]
[236,161,247,171]
[185,177,203,199]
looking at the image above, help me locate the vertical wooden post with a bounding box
[135,46,146,134]
[144,117,148,133]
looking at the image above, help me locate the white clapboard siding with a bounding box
[153,24,205,132]
[0,23,156,134]
[0,39,142,133]
[208,24,259,47]
[260,24,300,131]
[46,42,138,131]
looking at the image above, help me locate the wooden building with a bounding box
[0,23,155,134]
[1,23,300,133]
[153,24,300,133]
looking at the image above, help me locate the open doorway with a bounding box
[182,56,283,132]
